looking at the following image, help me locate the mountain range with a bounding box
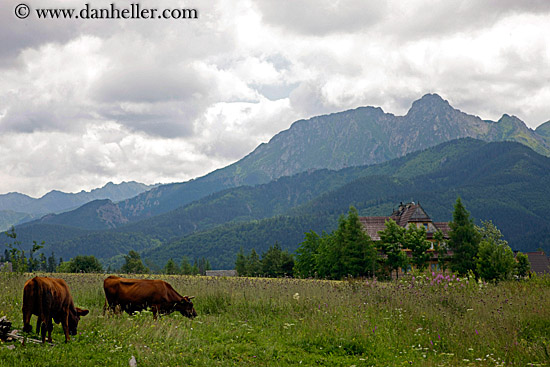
[0,181,156,231]
[5,93,550,269]
[112,94,550,223]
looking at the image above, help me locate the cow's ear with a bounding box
[76,307,89,316]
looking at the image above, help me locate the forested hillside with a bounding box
[7,138,550,269]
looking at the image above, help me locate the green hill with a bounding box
[142,139,550,268]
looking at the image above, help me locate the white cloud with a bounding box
[0,0,549,196]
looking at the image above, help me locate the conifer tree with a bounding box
[247,249,262,276]
[164,258,179,275]
[295,231,321,278]
[448,197,481,276]
[180,256,193,275]
[235,247,248,276]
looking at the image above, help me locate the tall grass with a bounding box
[0,272,548,366]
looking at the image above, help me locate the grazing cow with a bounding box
[103,276,197,319]
[22,276,89,343]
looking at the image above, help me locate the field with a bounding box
[0,272,549,366]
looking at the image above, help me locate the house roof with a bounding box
[525,252,550,274]
[359,202,449,240]
[359,216,389,241]
[390,202,430,226]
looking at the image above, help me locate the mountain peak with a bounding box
[406,93,453,116]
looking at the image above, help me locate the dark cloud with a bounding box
[0,0,84,66]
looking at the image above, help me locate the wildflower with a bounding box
[293,293,300,300]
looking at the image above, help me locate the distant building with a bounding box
[206,270,237,277]
[524,252,550,275]
[360,202,450,273]
[360,201,450,242]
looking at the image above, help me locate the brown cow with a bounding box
[22,276,89,343]
[103,276,197,319]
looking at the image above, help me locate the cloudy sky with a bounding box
[1,0,549,197]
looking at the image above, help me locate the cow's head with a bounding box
[176,296,197,318]
[68,307,89,335]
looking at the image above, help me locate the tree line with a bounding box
[1,228,213,275]
[3,197,531,281]
[235,243,294,277]
[290,198,530,282]
[235,198,531,281]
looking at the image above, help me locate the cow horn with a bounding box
[186,296,195,300]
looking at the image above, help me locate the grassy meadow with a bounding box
[0,272,549,366]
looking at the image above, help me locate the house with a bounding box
[360,202,450,273]
[205,270,238,277]
[524,252,550,275]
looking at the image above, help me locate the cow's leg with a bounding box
[35,316,42,335]
[40,317,48,343]
[46,318,54,343]
[22,309,33,333]
[152,305,159,320]
[62,313,71,343]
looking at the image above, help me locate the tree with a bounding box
[338,207,377,278]
[56,261,72,273]
[196,257,211,275]
[294,231,321,278]
[164,258,179,274]
[2,227,43,273]
[378,219,408,279]
[448,197,481,276]
[404,225,431,271]
[180,256,193,275]
[296,207,377,279]
[67,255,103,273]
[261,242,294,278]
[515,252,530,278]
[38,253,47,272]
[247,249,262,277]
[235,247,248,276]
[47,252,57,272]
[314,233,337,279]
[120,250,148,274]
[475,220,516,282]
